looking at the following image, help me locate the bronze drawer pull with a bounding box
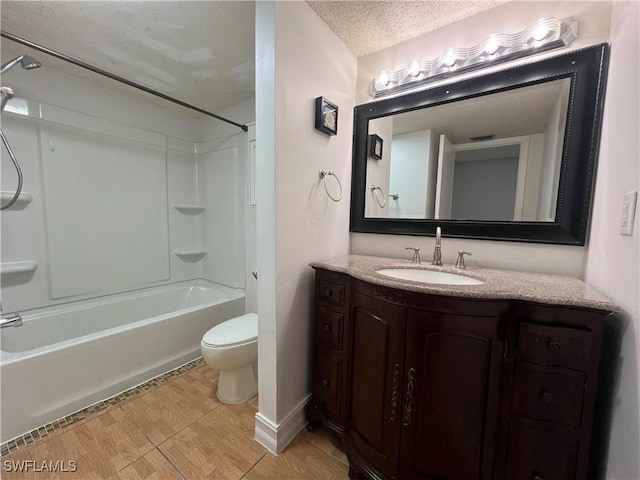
[548,341,562,352]
[532,475,545,480]
[321,288,332,298]
[390,364,400,421]
[541,391,555,403]
[403,367,415,427]
[323,324,332,332]
[322,379,329,387]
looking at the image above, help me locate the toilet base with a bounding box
[216,363,258,404]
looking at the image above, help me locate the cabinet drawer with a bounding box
[317,279,345,307]
[506,422,578,480]
[518,323,592,370]
[317,305,344,350]
[512,362,585,427]
[314,351,343,419]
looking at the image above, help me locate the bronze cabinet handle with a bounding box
[323,324,332,332]
[322,379,329,387]
[403,367,415,427]
[390,364,400,421]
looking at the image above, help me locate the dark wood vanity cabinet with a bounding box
[307,268,617,480]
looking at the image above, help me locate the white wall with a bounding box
[538,91,568,221]
[255,0,356,449]
[389,130,433,218]
[584,2,640,478]
[351,0,613,276]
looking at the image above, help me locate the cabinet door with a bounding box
[347,291,406,479]
[400,310,504,480]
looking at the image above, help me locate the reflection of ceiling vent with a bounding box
[470,134,496,141]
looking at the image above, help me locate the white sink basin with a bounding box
[376,268,485,286]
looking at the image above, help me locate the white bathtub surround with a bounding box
[0,280,245,444]
[1,65,249,314]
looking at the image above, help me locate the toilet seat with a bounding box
[202,313,258,348]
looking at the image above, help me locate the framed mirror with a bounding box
[350,44,609,245]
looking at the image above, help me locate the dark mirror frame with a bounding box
[350,44,609,245]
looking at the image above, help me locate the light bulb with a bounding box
[443,51,456,67]
[376,72,390,89]
[407,61,421,77]
[532,24,549,41]
[485,37,499,55]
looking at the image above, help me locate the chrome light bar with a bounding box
[370,17,577,98]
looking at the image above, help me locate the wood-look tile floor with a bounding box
[1,364,349,479]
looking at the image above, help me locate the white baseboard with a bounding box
[254,394,311,455]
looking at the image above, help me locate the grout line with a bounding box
[155,445,190,480]
[302,432,350,467]
[239,451,268,479]
[116,406,189,479]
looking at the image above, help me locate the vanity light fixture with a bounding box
[370,17,577,98]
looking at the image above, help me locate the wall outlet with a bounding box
[620,190,638,236]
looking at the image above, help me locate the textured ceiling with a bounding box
[1,1,508,119]
[1,1,255,116]
[307,0,509,58]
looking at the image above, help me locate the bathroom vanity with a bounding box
[306,255,619,480]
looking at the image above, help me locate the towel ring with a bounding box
[319,170,343,202]
[370,185,386,208]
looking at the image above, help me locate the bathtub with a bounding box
[0,280,245,443]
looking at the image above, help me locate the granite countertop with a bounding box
[310,254,619,312]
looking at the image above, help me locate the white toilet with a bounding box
[201,313,258,404]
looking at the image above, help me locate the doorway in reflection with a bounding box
[450,145,519,221]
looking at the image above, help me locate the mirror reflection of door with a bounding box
[449,141,523,221]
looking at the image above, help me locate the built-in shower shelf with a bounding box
[1,191,33,206]
[174,248,207,258]
[173,204,206,214]
[0,261,38,275]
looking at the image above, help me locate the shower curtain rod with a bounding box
[1,31,249,132]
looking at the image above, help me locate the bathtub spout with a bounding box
[1,313,22,328]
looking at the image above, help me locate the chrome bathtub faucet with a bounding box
[1,312,23,328]
[431,227,443,266]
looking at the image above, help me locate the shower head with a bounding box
[1,55,41,75]
[1,86,15,113]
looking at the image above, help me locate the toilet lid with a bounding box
[202,313,258,347]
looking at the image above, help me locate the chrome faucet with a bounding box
[455,251,472,269]
[405,247,421,264]
[1,312,22,328]
[431,227,443,266]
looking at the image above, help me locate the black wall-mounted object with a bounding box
[315,96,339,136]
[350,44,610,245]
[368,134,383,160]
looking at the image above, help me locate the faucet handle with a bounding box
[455,251,472,269]
[405,247,421,264]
